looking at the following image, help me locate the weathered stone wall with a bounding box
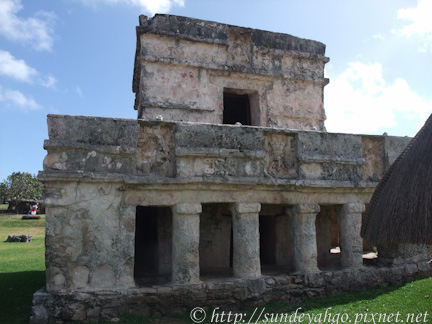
[40,115,412,291]
[37,114,414,322]
[43,116,410,185]
[44,182,136,291]
[43,115,138,175]
[33,13,424,324]
[133,15,329,130]
[30,261,432,323]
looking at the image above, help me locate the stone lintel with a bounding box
[232,202,261,214]
[172,202,202,215]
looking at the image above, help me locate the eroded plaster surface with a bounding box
[133,15,328,130]
[40,114,414,294]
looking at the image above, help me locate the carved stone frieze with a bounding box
[176,155,263,178]
[321,162,362,182]
[264,133,298,178]
[362,137,384,182]
[137,123,175,177]
[227,29,252,66]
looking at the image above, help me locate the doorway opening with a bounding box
[259,215,276,266]
[134,206,172,286]
[199,204,233,279]
[316,205,340,270]
[223,93,251,125]
[259,204,294,274]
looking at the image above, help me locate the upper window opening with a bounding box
[223,93,251,125]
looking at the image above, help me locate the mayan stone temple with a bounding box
[31,14,432,323]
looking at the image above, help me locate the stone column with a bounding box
[289,204,320,273]
[231,202,261,278]
[339,203,365,268]
[171,203,202,284]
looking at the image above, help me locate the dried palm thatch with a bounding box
[361,113,432,246]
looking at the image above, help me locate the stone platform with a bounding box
[30,261,432,323]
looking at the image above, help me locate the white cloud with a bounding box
[77,0,185,15]
[0,50,57,89]
[76,86,84,98]
[0,50,37,82]
[38,74,57,89]
[396,0,432,53]
[324,62,432,135]
[372,33,385,41]
[0,84,41,110]
[0,0,56,51]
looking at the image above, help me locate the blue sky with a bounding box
[1,0,431,181]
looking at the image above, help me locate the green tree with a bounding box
[0,172,43,212]
[0,182,7,203]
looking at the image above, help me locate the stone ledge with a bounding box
[175,147,266,159]
[38,170,379,189]
[137,55,330,84]
[137,14,327,56]
[44,139,137,155]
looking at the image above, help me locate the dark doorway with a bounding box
[134,206,172,286]
[134,206,159,277]
[199,204,233,279]
[223,93,251,125]
[259,215,276,265]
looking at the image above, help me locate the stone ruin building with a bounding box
[31,14,432,323]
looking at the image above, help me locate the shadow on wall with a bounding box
[0,271,45,324]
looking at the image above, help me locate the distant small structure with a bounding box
[8,199,44,214]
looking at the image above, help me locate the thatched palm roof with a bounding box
[361,114,432,246]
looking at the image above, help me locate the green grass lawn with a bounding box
[248,279,432,323]
[0,212,45,324]
[0,205,431,324]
